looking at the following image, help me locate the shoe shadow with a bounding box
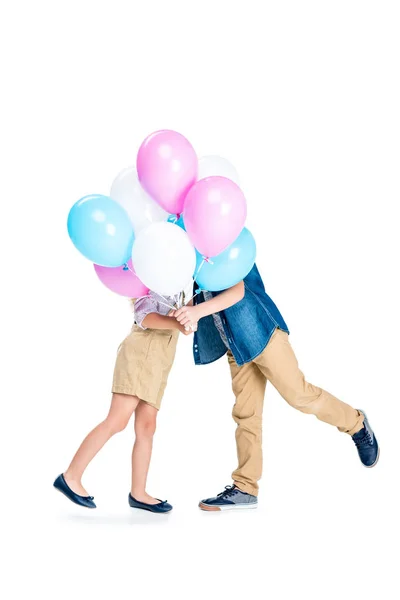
[59,510,172,527]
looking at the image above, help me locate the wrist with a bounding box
[172,319,181,330]
[195,304,207,320]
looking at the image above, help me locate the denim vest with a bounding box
[193,264,289,366]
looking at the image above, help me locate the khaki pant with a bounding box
[228,329,364,496]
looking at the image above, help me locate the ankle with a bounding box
[130,488,145,498]
[64,470,82,483]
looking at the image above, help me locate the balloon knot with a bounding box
[203,256,214,265]
[123,263,129,271]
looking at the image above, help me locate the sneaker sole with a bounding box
[357,409,380,469]
[357,408,381,469]
[363,446,380,468]
[199,502,258,512]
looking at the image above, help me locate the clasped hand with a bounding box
[169,305,203,336]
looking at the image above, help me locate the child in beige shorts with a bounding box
[53,291,194,513]
[54,284,244,512]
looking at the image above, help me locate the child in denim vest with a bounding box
[174,265,379,511]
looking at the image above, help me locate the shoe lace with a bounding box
[353,431,372,448]
[217,485,238,498]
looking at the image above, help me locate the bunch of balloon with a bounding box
[67,129,256,301]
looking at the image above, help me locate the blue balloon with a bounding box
[67,194,135,267]
[167,214,186,231]
[194,227,256,291]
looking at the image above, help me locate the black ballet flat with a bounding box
[128,493,172,513]
[53,474,96,509]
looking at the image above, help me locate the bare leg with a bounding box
[64,393,139,495]
[130,401,159,504]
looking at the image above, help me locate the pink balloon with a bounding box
[94,259,148,298]
[183,176,247,258]
[136,130,198,215]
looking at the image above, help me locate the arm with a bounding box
[142,313,181,330]
[134,297,194,335]
[142,312,193,335]
[174,281,245,327]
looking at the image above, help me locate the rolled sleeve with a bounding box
[134,296,158,329]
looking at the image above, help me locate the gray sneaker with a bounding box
[199,485,258,511]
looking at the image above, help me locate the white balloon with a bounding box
[110,167,169,235]
[198,155,240,186]
[132,222,196,296]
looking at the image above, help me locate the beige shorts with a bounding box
[112,325,179,410]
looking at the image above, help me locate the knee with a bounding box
[135,415,157,438]
[104,415,130,435]
[232,408,262,433]
[283,383,322,413]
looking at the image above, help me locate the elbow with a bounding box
[234,281,245,302]
[140,315,150,329]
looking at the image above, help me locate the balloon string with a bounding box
[151,290,176,311]
[174,293,181,309]
[125,264,176,311]
[158,299,177,311]
[193,256,213,283]
[183,288,202,306]
[182,255,214,306]
[123,262,134,273]
[193,259,205,283]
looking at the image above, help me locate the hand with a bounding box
[177,322,197,336]
[189,321,198,333]
[168,309,195,335]
[174,305,203,327]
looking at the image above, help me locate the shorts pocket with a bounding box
[144,335,155,360]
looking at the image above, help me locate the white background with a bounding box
[1,1,399,599]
